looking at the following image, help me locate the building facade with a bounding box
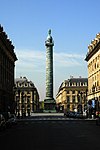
[56,77,88,113]
[14,76,39,116]
[85,33,100,110]
[0,25,17,113]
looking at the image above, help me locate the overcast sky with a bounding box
[1,0,100,101]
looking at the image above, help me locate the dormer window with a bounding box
[18,83,22,87]
[29,83,33,87]
[24,83,28,87]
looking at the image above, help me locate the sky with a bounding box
[0,0,100,101]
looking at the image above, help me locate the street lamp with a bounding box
[77,92,82,113]
[21,91,24,118]
[87,85,95,118]
[27,102,30,117]
[17,90,20,118]
[92,85,96,118]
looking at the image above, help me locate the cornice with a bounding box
[85,33,100,61]
[0,24,17,61]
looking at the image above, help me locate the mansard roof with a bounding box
[15,76,28,83]
[67,77,88,83]
[85,32,100,61]
[15,76,35,87]
[57,77,88,94]
[0,24,17,61]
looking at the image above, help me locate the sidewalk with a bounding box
[17,112,96,121]
[31,113,64,116]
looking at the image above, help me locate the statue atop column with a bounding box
[46,29,54,46]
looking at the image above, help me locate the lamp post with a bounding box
[87,85,95,118]
[85,89,88,109]
[92,85,96,118]
[79,92,83,113]
[77,91,84,113]
[24,94,27,116]
[21,91,24,118]
[27,102,30,117]
[17,90,20,118]
[83,90,88,113]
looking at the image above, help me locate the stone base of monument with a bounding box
[43,99,56,113]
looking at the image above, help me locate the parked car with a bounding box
[64,111,77,118]
[64,111,70,117]
[74,112,83,119]
[68,111,76,118]
[0,113,6,130]
[64,110,84,119]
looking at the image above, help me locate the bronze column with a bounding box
[44,29,56,112]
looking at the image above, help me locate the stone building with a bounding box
[56,76,88,113]
[14,76,39,116]
[0,25,17,113]
[85,33,100,110]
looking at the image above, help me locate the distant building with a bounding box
[85,33,100,110]
[0,25,17,113]
[56,76,88,113]
[14,76,39,116]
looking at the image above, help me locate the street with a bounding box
[0,115,100,150]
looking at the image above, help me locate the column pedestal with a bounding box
[44,98,56,113]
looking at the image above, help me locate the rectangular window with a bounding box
[66,91,69,94]
[67,96,70,103]
[72,96,75,103]
[72,90,75,94]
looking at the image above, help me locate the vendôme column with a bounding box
[44,29,56,112]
